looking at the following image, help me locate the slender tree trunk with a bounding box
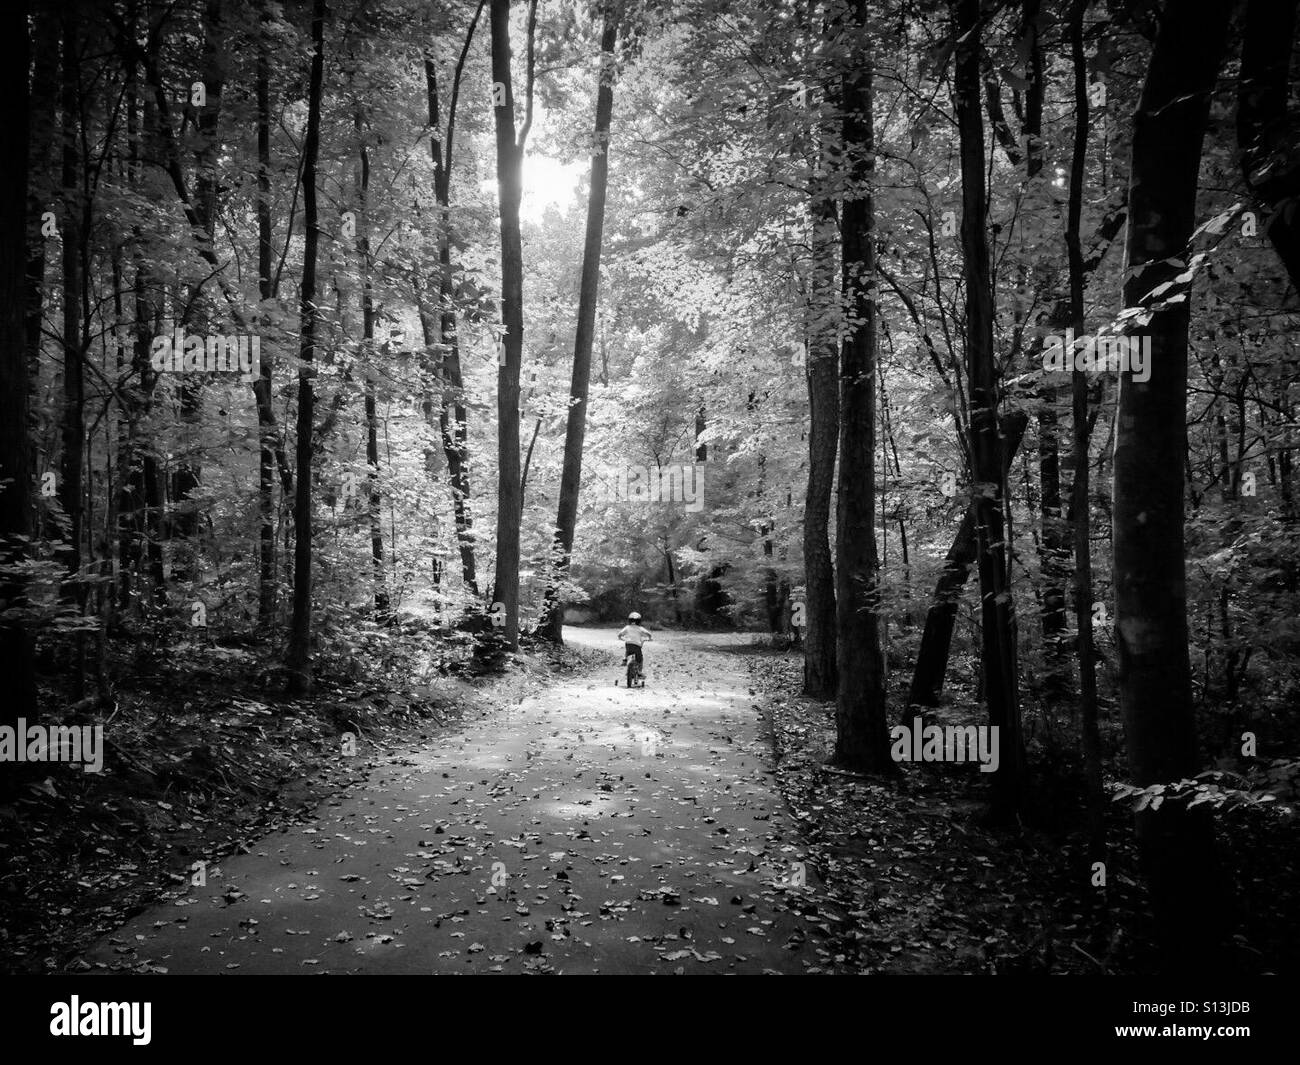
[284,0,325,695]
[121,12,166,611]
[1114,0,1232,969]
[357,122,389,617]
[172,0,227,580]
[364,381,387,615]
[25,8,58,397]
[833,0,891,772]
[540,6,619,643]
[880,369,910,595]
[1024,0,1069,656]
[135,262,166,605]
[1066,0,1105,871]
[425,1,484,596]
[1012,0,1068,655]
[115,44,141,614]
[59,4,86,696]
[0,0,36,755]
[954,0,1023,818]
[255,0,277,629]
[909,413,1028,707]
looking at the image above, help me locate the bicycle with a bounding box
[620,650,645,688]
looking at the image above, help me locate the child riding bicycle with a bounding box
[617,612,652,679]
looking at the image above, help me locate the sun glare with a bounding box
[482,155,584,224]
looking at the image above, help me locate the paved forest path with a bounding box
[81,628,827,974]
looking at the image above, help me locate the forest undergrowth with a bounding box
[743,645,1300,976]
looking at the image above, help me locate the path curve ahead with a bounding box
[82,628,825,974]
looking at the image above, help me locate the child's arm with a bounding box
[641,626,653,641]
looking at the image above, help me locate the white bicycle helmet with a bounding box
[628,612,641,621]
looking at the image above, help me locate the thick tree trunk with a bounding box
[954,0,1023,819]
[0,0,36,749]
[802,65,839,698]
[1115,0,1232,969]
[487,0,535,650]
[540,7,618,644]
[833,0,891,772]
[284,0,326,695]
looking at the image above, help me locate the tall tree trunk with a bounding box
[0,0,36,756]
[833,0,891,772]
[487,0,536,649]
[1066,0,1105,871]
[1011,0,1068,657]
[284,0,326,695]
[802,38,839,698]
[954,0,1023,819]
[426,0,484,597]
[59,3,86,696]
[118,9,166,612]
[1114,0,1232,969]
[539,6,619,643]
[172,0,227,580]
[115,38,141,614]
[357,124,389,617]
[255,0,277,629]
